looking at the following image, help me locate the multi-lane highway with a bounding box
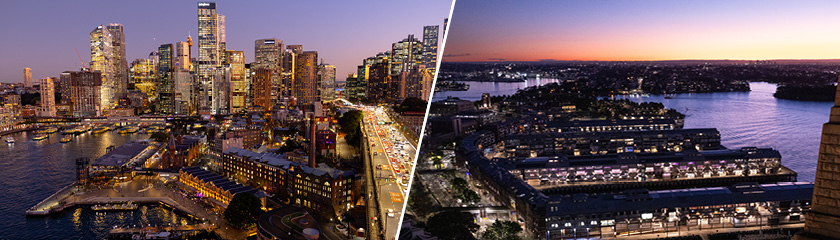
[358,105,417,240]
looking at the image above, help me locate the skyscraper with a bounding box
[366,53,395,102]
[254,39,283,72]
[39,78,55,117]
[255,38,284,107]
[318,63,336,102]
[197,1,221,114]
[422,25,439,69]
[226,50,246,113]
[157,44,175,114]
[23,68,32,88]
[67,70,102,117]
[176,41,191,71]
[90,25,115,112]
[390,34,424,75]
[106,23,128,100]
[294,51,319,106]
[799,75,840,239]
[253,69,271,110]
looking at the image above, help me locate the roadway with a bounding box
[356,105,417,240]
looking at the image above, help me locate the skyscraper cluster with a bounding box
[347,21,442,103]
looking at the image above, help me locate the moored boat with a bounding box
[60,135,72,143]
[32,134,48,141]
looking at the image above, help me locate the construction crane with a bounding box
[75,48,86,69]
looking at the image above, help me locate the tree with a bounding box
[223,193,265,229]
[482,220,522,240]
[426,210,479,240]
[150,131,169,142]
[337,110,364,147]
[395,97,428,113]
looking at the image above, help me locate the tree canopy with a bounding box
[223,193,265,229]
[426,210,479,240]
[482,220,522,240]
[394,97,428,113]
[337,110,364,147]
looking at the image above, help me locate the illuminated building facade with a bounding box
[318,64,335,102]
[422,25,439,68]
[157,44,175,114]
[390,34,423,75]
[197,1,221,114]
[90,25,115,113]
[221,148,359,218]
[226,50,246,112]
[294,51,319,106]
[39,78,56,117]
[67,70,102,117]
[253,69,271,110]
[23,68,32,88]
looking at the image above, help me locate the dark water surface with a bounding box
[0,131,195,239]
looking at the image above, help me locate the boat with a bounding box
[44,127,59,134]
[91,201,138,211]
[119,126,139,134]
[60,135,72,143]
[5,136,14,143]
[32,134,49,141]
[92,126,109,134]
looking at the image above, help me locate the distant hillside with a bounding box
[774,85,836,102]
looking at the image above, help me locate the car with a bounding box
[400,165,405,169]
[395,169,400,173]
[387,209,395,217]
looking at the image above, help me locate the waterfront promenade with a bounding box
[27,175,250,239]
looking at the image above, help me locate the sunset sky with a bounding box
[0,0,451,83]
[443,0,840,62]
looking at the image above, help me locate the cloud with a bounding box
[488,58,506,61]
[443,53,471,57]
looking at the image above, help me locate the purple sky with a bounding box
[0,0,452,83]
[444,0,840,62]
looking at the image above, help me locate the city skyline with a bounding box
[443,0,840,63]
[0,0,451,82]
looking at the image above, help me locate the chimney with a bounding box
[309,116,317,168]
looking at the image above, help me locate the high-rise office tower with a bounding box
[318,63,336,103]
[366,53,395,102]
[346,73,362,102]
[403,65,433,102]
[281,45,303,107]
[422,25,439,69]
[90,25,116,112]
[294,51,319,106]
[23,68,32,88]
[58,73,73,104]
[255,38,284,108]
[390,34,424,75]
[226,50,246,113]
[253,69,271,110]
[130,58,156,97]
[157,44,175,114]
[799,75,840,239]
[67,70,103,117]
[254,39,283,71]
[176,41,191,71]
[39,78,56,117]
[106,23,128,100]
[197,2,221,114]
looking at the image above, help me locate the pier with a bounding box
[26,175,250,239]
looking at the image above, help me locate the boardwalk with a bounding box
[27,175,250,240]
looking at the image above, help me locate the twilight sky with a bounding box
[444,0,840,62]
[0,0,452,83]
